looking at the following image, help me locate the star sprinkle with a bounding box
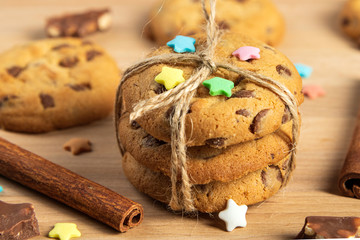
[202,77,234,97]
[155,66,185,90]
[218,199,248,232]
[167,35,196,53]
[232,46,260,61]
[63,138,92,155]
[48,223,81,240]
[302,84,326,100]
[295,63,313,78]
[0,185,3,193]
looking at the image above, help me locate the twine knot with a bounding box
[199,52,217,73]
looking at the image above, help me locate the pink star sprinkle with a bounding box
[302,84,326,100]
[232,46,260,61]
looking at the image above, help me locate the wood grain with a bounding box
[0,0,360,239]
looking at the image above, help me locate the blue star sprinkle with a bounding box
[167,35,196,53]
[295,63,313,78]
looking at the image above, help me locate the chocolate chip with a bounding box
[59,56,79,68]
[234,76,245,86]
[7,66,24,77]
[263,45,276,53]
[249,109,270,134]
[342,17,350,26]
[276,65,292,77]
[271,153,275,159]
[231,90,255,98]
[0,95,17,107]
[67,83,92,91]
[270,165,283,183]
[52,44,71,50]
[261,166,283,187]
[235,109,250,117]
[154,83,166,94]
[217,21,230,30]
[131,121,140,130]
[39,94,55,109]
[86,50,102,61]
[165,105,175,120]
[282,106,291,124]
[205,138,227,147]
[142,134,166,147]
[82,40,93,45]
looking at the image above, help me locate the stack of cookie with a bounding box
[117,32,303,213]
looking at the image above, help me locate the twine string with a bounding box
[115,0,299,212]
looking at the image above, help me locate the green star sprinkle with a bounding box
[202,77,234,97]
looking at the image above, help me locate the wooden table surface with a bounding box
[1,0,360,239]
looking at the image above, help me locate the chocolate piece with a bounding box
[130,121,140,130]
[0,95,18,108]
[249,109,270,134]
[52,43,72,50]
[217,21,230,30]
[142,134,166,147]
[296,216,360,239]
[282,106,291,124]
[342,17,350,26]
[67,83,92,91]
[234,76,245,86]
[46,9,111,37]
[235,109,250,117]
[59,56,79,68]
[205,138,227,147]
[39,93,55,109]
[0,200,40,240]
[231,90,255,98]
[7,66,24,78]
[154,83,167,94]
[276,64,292,77]
[86,50,102,61]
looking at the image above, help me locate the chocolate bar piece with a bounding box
[296,216,360,239]
[0,200,40,240]
[45,9,111,37]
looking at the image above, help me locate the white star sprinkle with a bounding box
[218,199,248,232]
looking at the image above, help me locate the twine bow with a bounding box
[115,0,300,212]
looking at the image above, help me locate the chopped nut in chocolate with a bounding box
[296,216,360,239]
[0,200,40,240]
[46,9,111,37]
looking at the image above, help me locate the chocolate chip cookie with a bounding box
[123,151,292,213]
[0,38,120,133]
[146,0,285,46]
[119,32,303,148]
[118,111,298,184]
[339,0,360,45]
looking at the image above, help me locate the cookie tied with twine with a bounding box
[115,0,301,212]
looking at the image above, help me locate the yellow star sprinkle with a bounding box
[48,223,81,240]
[154,66,185,90]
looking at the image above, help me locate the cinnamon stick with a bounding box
[338,107,360,198]
[0,137,143,232]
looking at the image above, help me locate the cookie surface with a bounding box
[340,0,360,40]
[0,38,119,133]
[146,0,285,46]
[120,32,303,147]
[119,111,298,184]
[122,151,292,213]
